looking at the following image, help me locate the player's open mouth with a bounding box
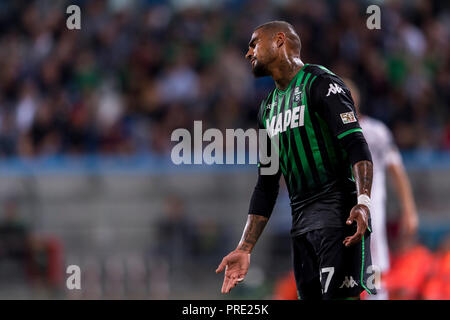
[251,58,256,66]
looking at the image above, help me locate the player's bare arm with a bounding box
[237,214,269,252]
[344,160,373,247]
[354,160,373,197]
[216,214,268,294]
[388,163,418,236]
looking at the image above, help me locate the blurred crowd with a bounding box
[0,0,448,159]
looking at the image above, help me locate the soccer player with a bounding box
[216,21,376,300]
[344,78,419,299]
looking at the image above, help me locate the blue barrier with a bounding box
[0,151,450,176]
[0,153,256,176]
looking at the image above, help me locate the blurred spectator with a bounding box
[0,198,30,278]
[383,234,450,300]
[421,236,450,299]
[193,218,229,265]
[155,195,197,282]
[26,234,63,298]
[0,197,62,297]
[383,237,434,299]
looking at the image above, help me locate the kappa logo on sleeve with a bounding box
[326,83,344,96]
[340,111,357,124]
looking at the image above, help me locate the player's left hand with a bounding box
[343,204,369,247]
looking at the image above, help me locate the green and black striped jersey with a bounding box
[258,64,362,213]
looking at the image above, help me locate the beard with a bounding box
[251,60,271,78]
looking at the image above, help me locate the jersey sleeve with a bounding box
[310,73,362,140]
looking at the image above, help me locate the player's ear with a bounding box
[275,32,285,48]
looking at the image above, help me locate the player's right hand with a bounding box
[215,250,250,294]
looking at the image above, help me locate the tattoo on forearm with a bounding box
[237,214,268,252]
[353,160,373,197]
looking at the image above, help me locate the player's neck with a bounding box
[272,58,304,91]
